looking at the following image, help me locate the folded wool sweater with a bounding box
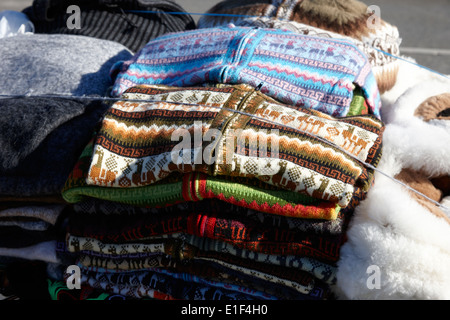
[182,249,333,299]
[75,252,329,299]
[76,255,282,299]
[81,84,384,208]
[0,204,65,231]
[24,0,196,53]
[110,25,381,118]
[81,269,259,300]
[65,189,362,265]
[0,241,59,264]
[62,139,340,219]
[64,234,337,285]
[73,196,359,236]
[235,17,400,94]
[65,204,345,262]
[198,0,401,93]
[0,97,110,197]
[0,34,133,97]
[70,238,322,294]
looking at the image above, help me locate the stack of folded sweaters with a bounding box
[56,21,386,300]
[0,0,400,300]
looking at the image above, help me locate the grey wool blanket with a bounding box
[0,97,110,197]
[0,33,133,97]
[0,33,131,197]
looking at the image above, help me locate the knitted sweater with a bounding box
[75,251,331,299]
[23,0,196,53]
[81,269,259,300]
[80,84,384,208]
[64,234,338,285]
[0,204,65,231]
[62,140,341,220]
[110,25,381,118]
[65,202,346,262]
[67,234,325,292]
[73,196,360,236]
[235,17,400,94]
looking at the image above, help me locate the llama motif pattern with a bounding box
[85,84,384,208]
[235,17,401,94]
[111,25,381,118]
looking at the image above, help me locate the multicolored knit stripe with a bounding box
[77,253,176,273]
[196,173,339,219]
[80,262,281,300]
[235,17,400,94]
[65,234,175,256]
[74,244,318,296]
[81,269,260,300]
[190,253,332,298]
[62,142,340,219]
[87,83,383,207]
[65,234,338,285]
[75,253,324,299]
[65,203,344,262]
[72,197,352,236]
[110,25,381,118]
[76,254,296,299]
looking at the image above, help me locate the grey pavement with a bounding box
[1,0,449,74]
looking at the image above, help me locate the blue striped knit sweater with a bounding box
[110,25,381,118]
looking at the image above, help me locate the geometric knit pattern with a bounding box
[75,252,328,300]
[81,269,262,300]
[64,235,337,285]
[236,17,401,94]
[86,84,384,208]
[72,196,357,236]
[65,206,346,262]
[63,140,341,220]
[110,25,381,118]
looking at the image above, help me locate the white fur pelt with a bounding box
[380,56,447,118]
[334,68,450,299]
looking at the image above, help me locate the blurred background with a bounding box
[1,0,449,74]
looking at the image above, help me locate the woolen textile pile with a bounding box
[23,0,196,53]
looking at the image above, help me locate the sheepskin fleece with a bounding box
[334,76,450,299]
[380,56,446,116]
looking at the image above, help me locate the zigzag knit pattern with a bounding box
[110,25,381,118]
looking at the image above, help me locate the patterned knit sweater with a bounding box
[235,17,400,94]
[62,139,340,220]
[110,25,381,118]
[74,249,333,300]
[72,196,360,236]
[73,84,384,209]
[65,200,347,262]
